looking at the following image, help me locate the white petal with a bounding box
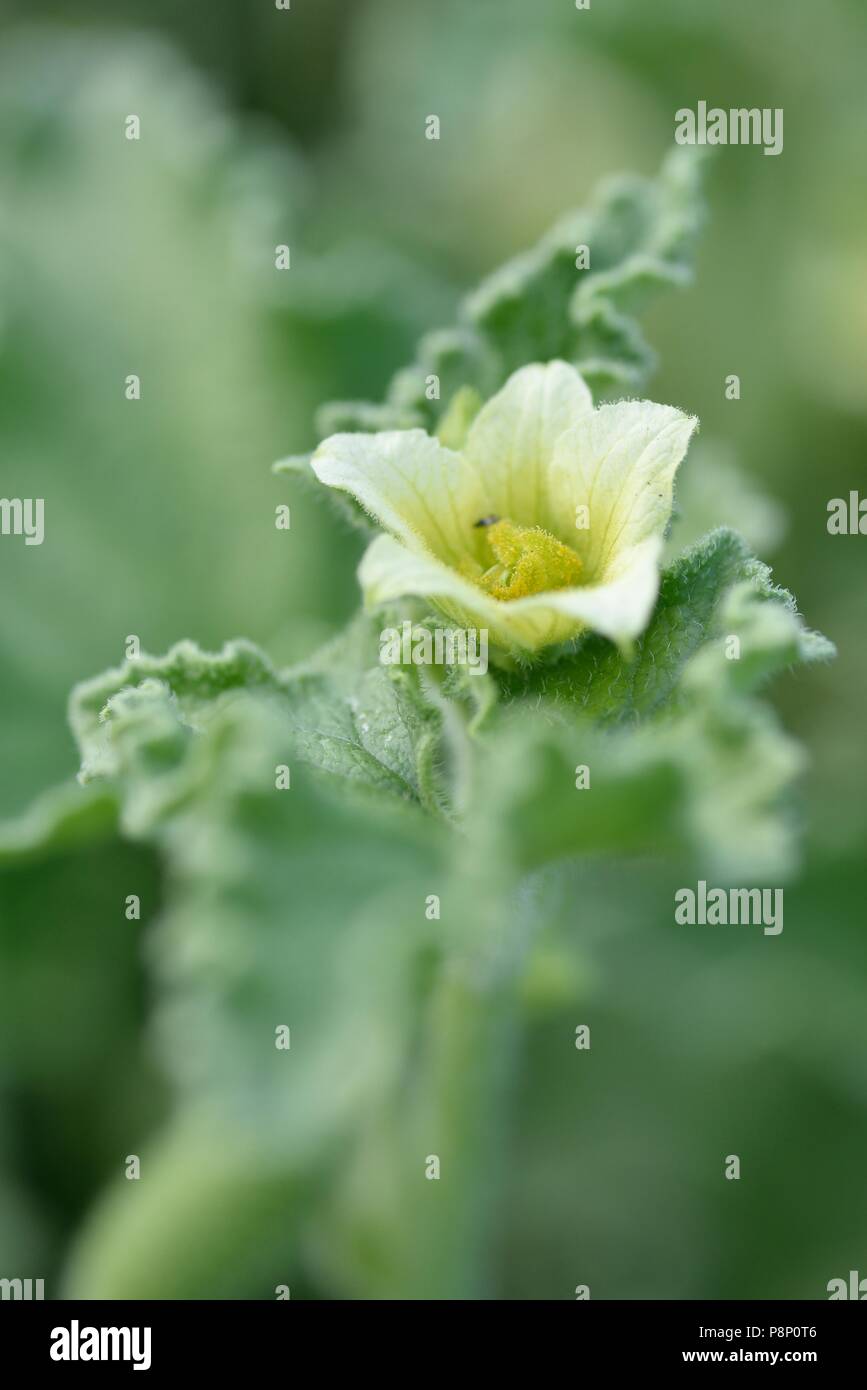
[358,532,663,656]
[462,361,594,534]
[548,400,697,579]
[311,430,491,568]
[535,536,664,647]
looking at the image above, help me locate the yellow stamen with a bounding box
[476,519,582,600]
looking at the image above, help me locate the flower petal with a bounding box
[548,400,697,579]
[533,536,664,648]
[311,430,491,568]
[358,532,663,656]
[462,361,594,534]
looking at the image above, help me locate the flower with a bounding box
[311,361,697,660]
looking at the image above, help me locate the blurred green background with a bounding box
[0,0,865,1298]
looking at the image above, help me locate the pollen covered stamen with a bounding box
[474,517,583,600]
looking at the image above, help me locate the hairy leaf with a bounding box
[496,529,834,722]
[280,148,706,515]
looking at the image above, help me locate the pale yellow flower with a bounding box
[312,361,697,659]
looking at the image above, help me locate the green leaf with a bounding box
[495,528,834,722]
[67,627,448,821]
[470,528,834,880]
[312,148,706,440]
[0,781,118,865]
[71,640,283,784]
[467,150,703,395]
[59,666,432,1270]
[467,692,806,882]
[51,635,527,1298]
[282,611,449,813]
[59,677,501,1298]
